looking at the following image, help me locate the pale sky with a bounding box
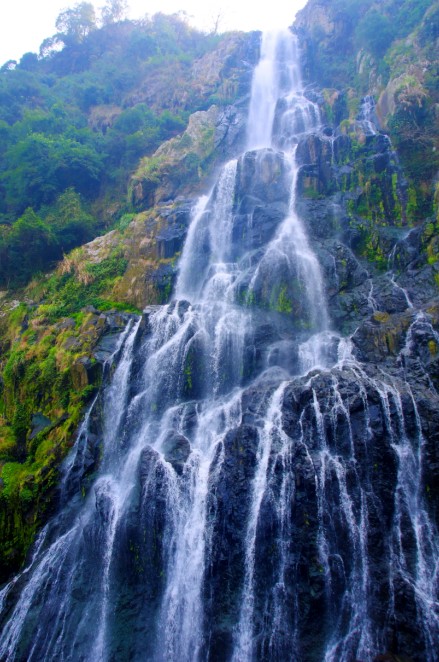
[0,0,307,65]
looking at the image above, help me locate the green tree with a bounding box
[18,53,39,72]
[46,188,95,253]
[355,9,397,58]
[2,133,103,213]
[1,209,58,285]
[101,0,128,25]
[56,2,97,45]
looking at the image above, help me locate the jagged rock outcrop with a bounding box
[129,31,260,210]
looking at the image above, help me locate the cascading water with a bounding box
[357,95,378,137]
[1,28,438,662]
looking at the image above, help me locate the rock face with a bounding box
[0,306,139,584]
[1,19,438,662]
[129,32,261,211]
[294,0,438,224]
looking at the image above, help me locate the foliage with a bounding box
[0,306,102,580]
[33,252,129,322]
[355,10,396,58]
[1,132,104,213]
[44,188,95,252]
[0,11,243,288]
[300,0,437,219]
[101,0,128,25]
[55,2,97,45]
[0,191,97,287]
[0,225,140,578]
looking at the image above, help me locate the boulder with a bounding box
[162,433,191,475]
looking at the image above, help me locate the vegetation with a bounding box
[0,302,101,580]
[0,9,240,288]
[298,0,438,221]
[0,239,140,579]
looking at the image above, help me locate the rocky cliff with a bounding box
[0,3,438,661]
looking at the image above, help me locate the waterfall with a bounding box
[357,95,378,136]
[1,29,438,662]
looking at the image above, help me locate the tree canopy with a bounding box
[101,0,129,25]
[56,2,97,45]
[0,9,235,288]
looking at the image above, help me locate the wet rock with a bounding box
[236,148,291,207]
[203,424,259,658]
[162,433,191,475]
[93,313,135,363]
[296,133,335,196]
[105,444,172,660]
[372,276,412,314]
[155,202,192,260]
[30,413,53,440]
[70,356,103,390]
[352,311,414,364]
[318,241,368,297]
[373,654,414,662]
[232,202,288,253]
[145,262,176,304]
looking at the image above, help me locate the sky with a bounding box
[0,0,307,65]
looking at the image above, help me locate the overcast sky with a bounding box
[0,0,307,65]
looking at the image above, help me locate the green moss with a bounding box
[428,339,438,356]
[0,266,135,579]
[275,286,293,314]
[362,236,388,269]
[116,213,136,233]
[182,346,195,396]
[302,186,322,200]
[347,94,360,120]
[373,311,391,323]
[28,252,130,323]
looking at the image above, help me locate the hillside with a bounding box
[0,10,259,579]
[0,12,257,286]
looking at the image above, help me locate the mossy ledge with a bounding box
[0,249,141,580]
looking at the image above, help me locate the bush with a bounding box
[355,10,397,58]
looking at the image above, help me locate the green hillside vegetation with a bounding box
[0,4,240,287]
[297,0,439,220]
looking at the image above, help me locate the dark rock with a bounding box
[155,201,192,260]
[162,433,191,475]
[296,197,340,240]
[231,202,288,253]
[373,654,414,662]
[63,336,82,351]
[93,314,135,363]
[146,262,177,304]
[372,276,413,314]
[56,318,76,331]
[203,424,259,659]
[296,133,335,196]
[352,311,414,363]
[236,149,291,207]
[318,241,368,298]
[215,104,248,159]
[30,413,53,440]
[70,356,103,390]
